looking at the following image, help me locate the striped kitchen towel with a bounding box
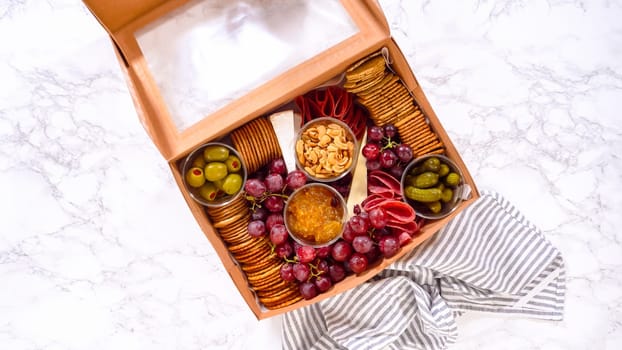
[282,191,566,350]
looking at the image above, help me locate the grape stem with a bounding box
[283,256,298,264]
[308,261,325,279]
[247,192,289,211]
[382,137,398,149]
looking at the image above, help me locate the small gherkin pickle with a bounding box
[438,163,450,177]
[404,174,417,187]
[422,157,441,172]
[414,172,439,188]
[426,201,442,214]
[445,172,461,187]
[441,188,453,203]
[405,186,442,203]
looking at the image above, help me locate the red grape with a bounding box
[331,241,352,262]
[244,178,266,197]
[359,211,369,222]
[299,281,318,300]
[352,235,374,254]
[384,124,397,139]
[348,253,369,273]
[362,142,381,160]
[353,204,362,215]
[264,173,284,193]
[269,224,289,245]
[395,144,413,163]
[366,245,381,263]
[264,196,284,212]
[251,207,268,221]
[328,263,346,282]
[366,159,382,171]
[368,207,388,229]
[265,213,284,231]
[342,260,352,274]
[316,246,331,259]
[378,235,399,258]
[379,149,398,168]
[314,275,332,293]
[275,242,294,258]
[341,224,357,242]
[286,170,307,190]
[368,125,384,142]
[389,165,404,179]
[280,263,295,282]
[348,215,369,234]
[293,263,310,282]
[269,158,287,175]
[375,227,391,237]
[296,245,316,263]
[397,230,413,246]
[316,259,329,274]
[247,220,266,238]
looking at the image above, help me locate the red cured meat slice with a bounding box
[367,184,394,197]
[368,170,402,196]
[386,220,418,234]
[382,201,416,223]
[362,194,389,212]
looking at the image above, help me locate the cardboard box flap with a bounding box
[82,0,166,34]
[83,0,390,160]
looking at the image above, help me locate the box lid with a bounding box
[83,0,390,160]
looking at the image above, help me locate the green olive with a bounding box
[225,155,242,172]
[185,167,206,188]
[192,157,206,169]
[203,145,230,162]
[199,183,218,201]
[204,162,228,182]
[212,178,225,191]
[221,173,243,195]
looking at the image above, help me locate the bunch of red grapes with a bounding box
[246,122,415,300]
[277,203,402,300]
[244,156,409,300]
[362,124,413,179]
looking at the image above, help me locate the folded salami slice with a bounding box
[382,200,416,223]
[368,170,402,196]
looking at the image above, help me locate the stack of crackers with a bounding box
[231,117,282,174]
[344,54,445,157]
[205,152,301,309]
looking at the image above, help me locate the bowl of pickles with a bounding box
[182,142,247,207]
[401,154,465,220]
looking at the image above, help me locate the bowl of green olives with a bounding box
[401,154,465,220]
[182,142,247,207]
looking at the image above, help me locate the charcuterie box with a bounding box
[83,0,479,319]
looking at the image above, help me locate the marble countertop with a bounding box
[1,0,620,349]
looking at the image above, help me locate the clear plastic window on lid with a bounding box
[135,0,359,132]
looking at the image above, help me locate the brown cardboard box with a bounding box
[83,0,479,319]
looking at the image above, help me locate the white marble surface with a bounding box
[0,0,620,349]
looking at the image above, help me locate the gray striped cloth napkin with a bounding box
[282,191,566,350]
